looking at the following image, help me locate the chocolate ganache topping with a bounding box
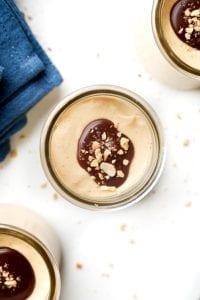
[171,0,200,49]
[77,119,134,189]
[0,247,35,300]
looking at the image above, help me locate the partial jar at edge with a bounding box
[152,0,200,88]
[0,204,61,300]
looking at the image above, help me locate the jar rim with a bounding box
[152,0,200,79]
[0,224,61,300]
[40,85,166,211]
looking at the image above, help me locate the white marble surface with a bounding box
[1,0,200,299]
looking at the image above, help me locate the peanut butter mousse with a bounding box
[161,0,200,70]
[49,94,155,199]
[0,234,52,300]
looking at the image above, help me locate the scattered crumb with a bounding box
[176,113,182,120]
[129,239,135,245]
[120,224,127,232]
[76,262,83,269]
[109,263,114,268]
[184,200,192,208]
[133,294,139,300]
[172,162,177,168]
[183,138,190,146]
[10,149,17,158]
[47,47,52,52]
[27,15,33,21]
[138,74,142,78]
[40,182,48,189]
[101,273,110,278]
[96,52,100,59]
[151,189,157,194]
[52,193,58,200]
[19,133,26,139]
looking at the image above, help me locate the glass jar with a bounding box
[0,204,61,300]
[152,0,200,85]
[41,85,165,210]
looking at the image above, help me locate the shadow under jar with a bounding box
[41,85,165,211]
[152,0,200,81]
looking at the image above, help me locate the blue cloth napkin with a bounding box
[0,0,63,161]
[0,66,3,81]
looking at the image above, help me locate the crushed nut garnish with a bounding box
[117,149,124,155]
[100,162,116,177]
[117,170,125,178]
[123,159,129,166]
[120,137,129,151]
[92,141,100,150]
[172,4,200,49]
[101,132,106,140]
[0,264,20,290]
[78,119,134,188]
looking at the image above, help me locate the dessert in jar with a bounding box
[0,204,61,300]
[152,0,200,81]
[41,85,165,210]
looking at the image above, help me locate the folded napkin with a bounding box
[0,66,3,81]
[0,0,63,161]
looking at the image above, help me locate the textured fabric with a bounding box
[0,0,63,161]
[0,66,3,81]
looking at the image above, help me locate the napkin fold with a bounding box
[0,0,63,161]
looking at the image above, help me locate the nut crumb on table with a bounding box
[52,193,58,200]
[10,149,17,158]
[75,262,83,269]
[129,239,135,245]
[27,15,33,21]
[40,182,48,189]
[19,133,26,139]
[120,224,127,231]
[176,113,182,120]
[96,52,100,59]
[183,138,190,146]
[184,200,192,208]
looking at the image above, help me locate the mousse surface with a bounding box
[49,94,155,200]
